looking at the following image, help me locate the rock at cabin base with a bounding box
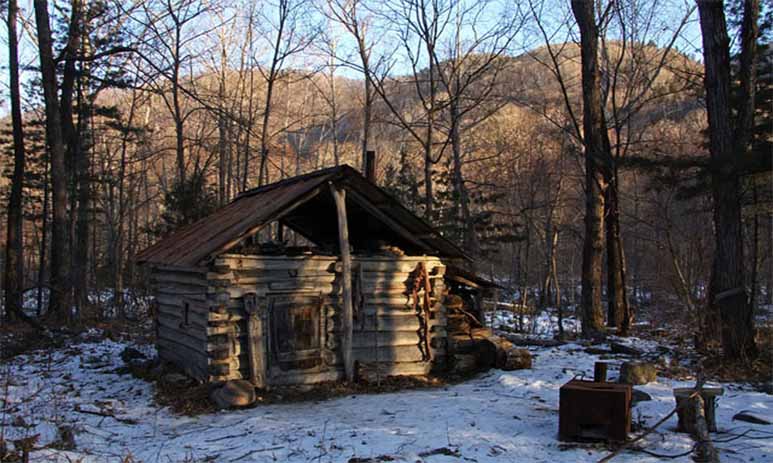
[162,372,190,385]
[619,362,657,385]
[210,380,257,409]
[499,348,532,370]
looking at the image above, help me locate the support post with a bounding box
[244,292,265,388]
[332,184,354,382]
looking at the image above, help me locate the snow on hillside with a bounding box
[2,334,770,463]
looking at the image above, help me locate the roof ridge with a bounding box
[234,164,354,200]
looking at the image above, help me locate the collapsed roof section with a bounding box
[136,165,469,267]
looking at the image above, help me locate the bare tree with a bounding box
[256,0,319,185]
[435,0,521,255]
[325,0,376,170]
[33,0,70,319]
[526,0,693,336]
[4,0,27,322]
[697,0,759,359]
[570,0,608,336]
[131,0,211,185]
[366,0,457,221]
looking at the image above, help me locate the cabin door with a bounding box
[267,294,326,375]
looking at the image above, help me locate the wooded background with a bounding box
[1,0,770,358]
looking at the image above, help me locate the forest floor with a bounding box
[0,309,771,463]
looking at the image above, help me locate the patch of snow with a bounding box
[486,308,581,338]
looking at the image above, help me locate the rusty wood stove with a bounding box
[559,362,632,442]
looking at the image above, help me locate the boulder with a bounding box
[610,342,643,357]
[499,348,532,370]
[619,362,657,385]
[209,380,257,409]
[120,347,147,364]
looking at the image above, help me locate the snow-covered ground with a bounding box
[2,335,771,462]
[0,288,154,319]
[486,308,582,337]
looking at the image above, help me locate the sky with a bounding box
[0,0,706,120]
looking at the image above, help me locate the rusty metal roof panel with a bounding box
[136,165,468,267]
[136,169,336,267]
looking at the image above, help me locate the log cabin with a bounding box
[137,162,499,387]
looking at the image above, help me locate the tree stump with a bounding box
[674,387,724,432]
[674,392,720,463]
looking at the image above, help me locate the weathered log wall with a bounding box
[150,265,211,381]
[152,254,448,385]
[351,256,447,381]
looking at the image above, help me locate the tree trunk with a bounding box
[541,213,555,309]
[698,0,758,359]
[450,93,474,256]
[361,62,372,171]
[552,229,563,338]
[423,144,433,221]
[259,77,275,186]
[59,0,82,174]
[520,223,531,309]
[258,1,286,187]
[172,19,185,186]
[73,25,91,317]
[571,0,607,337]
[218,106,228,205]
[61,0,84,317]
[749,183,759,311]
[4,0,26,322]
[73,98,91,316]
[551,227,560,307]
[768,213,773,305]
[605,178,631,334]
[37,156,50,317]
[423,51,437,223]
[33,0,70,321]
[356,21,372,172]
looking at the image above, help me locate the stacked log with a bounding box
[445,295,472,335]
[447,327,531,374]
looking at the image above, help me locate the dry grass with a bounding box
[700,325,772,386]
[146,370,451,416]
